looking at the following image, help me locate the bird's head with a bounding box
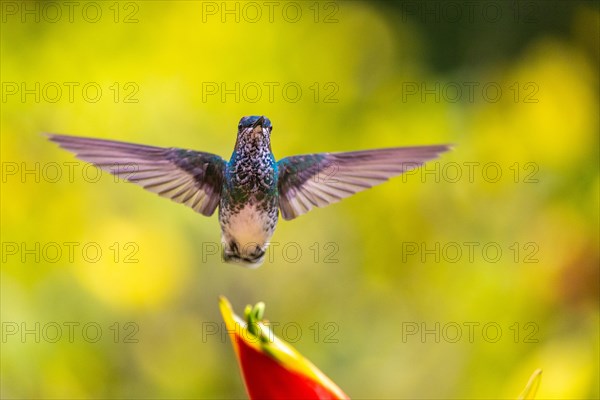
[237,116,272,139]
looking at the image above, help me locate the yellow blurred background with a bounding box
[1,1,598,398]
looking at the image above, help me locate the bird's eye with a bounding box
[238,124,242,130]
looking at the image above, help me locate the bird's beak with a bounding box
[252,116,265,128]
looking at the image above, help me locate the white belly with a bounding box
[225,204,271,245]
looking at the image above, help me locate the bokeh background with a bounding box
[1,1,598,398]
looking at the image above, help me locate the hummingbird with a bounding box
[48,116,451,267]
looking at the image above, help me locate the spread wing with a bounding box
[48,134,226,216]
[277,145,452,220]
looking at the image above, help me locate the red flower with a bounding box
[219,297,349,400]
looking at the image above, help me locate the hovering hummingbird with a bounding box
[49,116,451,267]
